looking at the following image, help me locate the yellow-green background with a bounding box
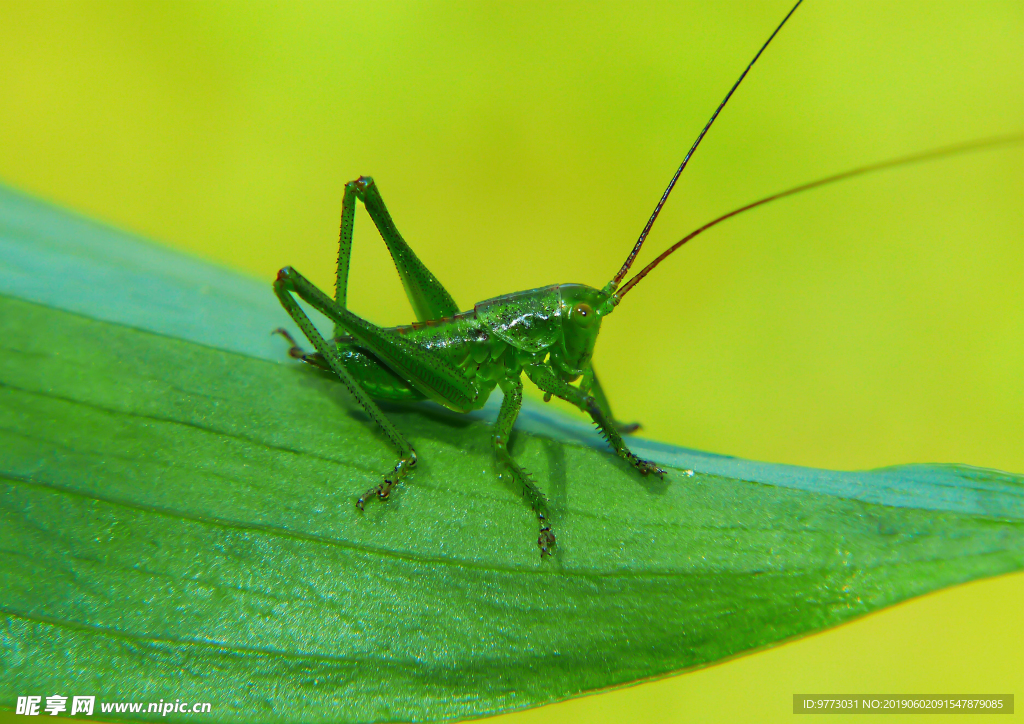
[1,1,1021,723]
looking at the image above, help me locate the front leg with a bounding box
[526,363,665,478]
[585,366,642,435]
[495,376,556,557]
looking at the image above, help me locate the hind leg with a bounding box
[274,270,417,506]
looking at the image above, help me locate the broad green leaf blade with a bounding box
[1,185,1022,722]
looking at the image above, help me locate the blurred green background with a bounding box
[1,2,1021,723]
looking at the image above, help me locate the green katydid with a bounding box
[273,0,1020,557]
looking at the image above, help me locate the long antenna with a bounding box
[613,133,1024,301]
[611,0,803,288]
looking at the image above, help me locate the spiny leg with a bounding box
[274,269,417,507]
[545,367,640,434]
[526,363,665,478]
[337,177,460,329]
[284,263,477,409]
[324,175,476,402]
[495,376,555,557]
[586,367,642,435]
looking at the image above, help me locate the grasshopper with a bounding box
[273,169,659,558]
[273,0,1018,557]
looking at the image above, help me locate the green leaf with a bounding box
[1,184,1022,723]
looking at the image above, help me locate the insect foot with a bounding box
[538,515,556,558]
[355,452,417,511]
[630,455,666,479]
[494,453,557,559]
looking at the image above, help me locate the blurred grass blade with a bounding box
[1,185,1022,722]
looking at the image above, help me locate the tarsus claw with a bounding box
[538,526,556,558]
[634,457,666,478]
[355,456,415,511]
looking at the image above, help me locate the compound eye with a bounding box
[574,303,594,323]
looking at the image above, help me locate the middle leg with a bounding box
[494,376,556,557]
